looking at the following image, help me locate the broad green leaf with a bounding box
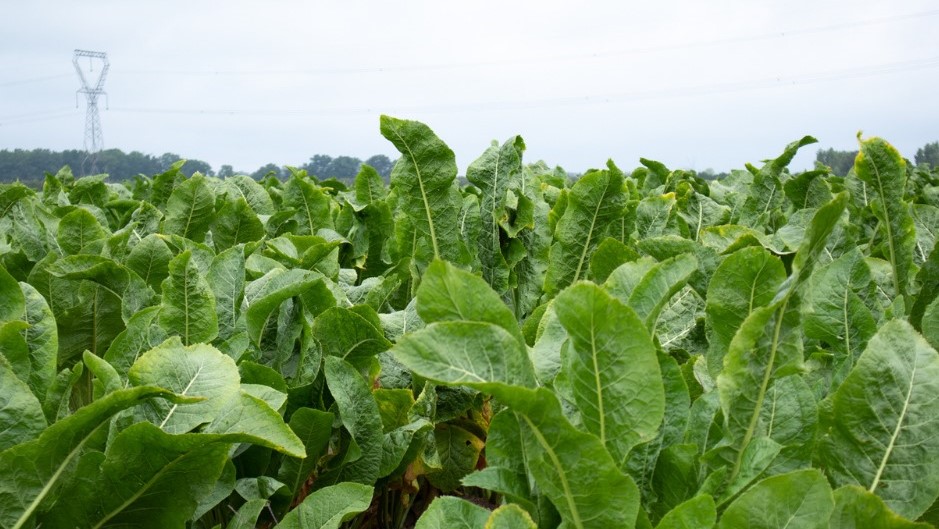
[654,495,716,529]
[507,387,641,529]
[212,196,264,250]
[391,321,537,392]
[829,485,932,529]
[282,174,333,235]
[206,245,246,341]
[554,282,664,464]
[544,160,625,295]
[717,469,833,529]
[466,136,526,294]
[226,174,275,215]
[244,268,324,346]
[129,338,240,434]
[125,234,174,291]
[0,360,46,451]
[57,207,108,254]
[313,306,391,367]
[316,356,382,487]
[354,163,387,204]
[0,263,25,321]
[705,246,785,377]
[226,499,268,529]
[635,193,681,239]
[381,115,464,262]
[277,408,333,494]
[104,306,167,377]
[486,504,538,529]
[623,253,698,331]
[462,410,536,516]
[739,136,816,231]
[202,390,305,457]
[414,496,489,529]
[803,248,877,382]
[818,319,939,519]
[162,174,216,242]
[427,424,484,492]
[19,282,58,401]
[273,482,373,529]
[42,422,231,529]
[159,250,218,344]
[589,236,639,283]
[854,136,915,305]
[48,254,156,323]
[416,259,524,346]
[0,385,179,529]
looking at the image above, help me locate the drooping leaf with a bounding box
[42,422,231,529]
[0,385,180,529]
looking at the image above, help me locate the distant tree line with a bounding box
[0,148,396,185]
[816,141,939,175]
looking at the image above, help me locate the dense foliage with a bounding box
[2,116,939,529]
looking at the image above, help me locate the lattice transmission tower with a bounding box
[73,49,109,175]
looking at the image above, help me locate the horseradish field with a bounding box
[1,116,938,529]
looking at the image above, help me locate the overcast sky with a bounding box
[1,0,937,175]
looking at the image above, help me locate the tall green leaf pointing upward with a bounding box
[381,115,464,262]
[159,250,218,345]
[554,282,664,465]
[854,135,915,307]
[544,160,625,295]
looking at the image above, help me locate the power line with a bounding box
[104,55,939,118]
[112,8,939,77]
[0,73,72,88]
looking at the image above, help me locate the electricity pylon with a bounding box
[73,49,109,175]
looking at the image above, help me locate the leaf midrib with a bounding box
[869,362,917,493]
[390,124,440,260]
[520,414,584,529]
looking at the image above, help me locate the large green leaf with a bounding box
[705,245,785,377]
[206,245,246,341]
[381,115,464,263]
[244,268,324,346]
[854,136,915,306]
[128,338,240,434]
[391,321,536,392]
[654,495,716,529]
[158,250,218,344]
[312,307,391,367]
[830,486,933,529]
[277,408,335,495]
[57,207,108,255]
[818,319,939,519]
[162,173,216,242]
[274,482,373,529]
[717,469,833,529]
[316,356,383,487]
[0,360,46,451]
[212,196,264,250]
[466,136,526,294]
[0,263,25,322]
[0,385,180,529]
[486,504,538,529]
[282,173,333,235]
[414,496,489,529]
[47,254,156,323]
[622,253,697,332]
[554,282,664,465]
[19,282,58,402]
[544,161,625,295]
[42,422,231,529]
[416,259,524,346]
